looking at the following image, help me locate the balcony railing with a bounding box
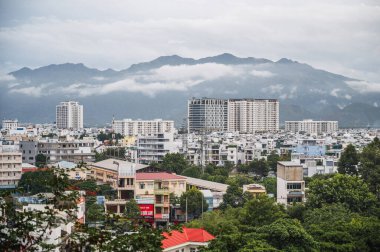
[154,213,169,219]
[154,188,169,194]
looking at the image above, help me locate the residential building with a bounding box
[56,101,83,129]
[2,119,18,131]
[277,161,305,204]
[227,99,279,132]
[135,172,187,226]
[37,138,96,163]
[243,184,266,197]
[285,119,338,134]
[187,98,279,133]
[188,98,228,133]
[112,118,174,136]
[162,227,215,252]
[20,139,38,164]
[0,143,22,189]
[137,133,180,164]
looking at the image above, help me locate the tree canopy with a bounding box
[338,144,359,175]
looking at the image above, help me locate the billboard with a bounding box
[139,204,154,218]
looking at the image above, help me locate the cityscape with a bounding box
[1,1,380,252]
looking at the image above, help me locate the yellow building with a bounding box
[243,184,267,197]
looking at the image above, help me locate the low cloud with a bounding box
[261,84,283,94]
[0,73,16,82]
[250,70,275,78]
[346,80,380,93]
[330,88,340,97]
[8,63,240,97]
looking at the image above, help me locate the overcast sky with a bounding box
[0,0,379,82]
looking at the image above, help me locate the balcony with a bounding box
[155,201,170,207]
[117,184,135,190]
[154,188,169,195]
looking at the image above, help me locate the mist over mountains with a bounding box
[1,53,379,128]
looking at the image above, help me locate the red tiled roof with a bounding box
[162,227,215,249]
[136,172,186,180]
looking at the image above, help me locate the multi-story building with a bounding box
[37,138,95,163]
[227,99,279,133]
[277,161,305,204]
[285,120,338,134]
[56,101,83,130]
[137,133,180,164]
[112,119,174,136]
[188,98,228,133]
[188,98,279,133]
[2,119,18,131]
[20,139,38,164]
[135,172,187,226]
[0,142,22,189]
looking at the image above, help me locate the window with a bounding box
[190,248,196,252]
[139,183,145,189]
[287,183,302,190]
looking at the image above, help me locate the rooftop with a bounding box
[184,176,228,193]
[91,158,148,172]
[278,161,302,167]
[162,227,215,249]
[136,172,186,180]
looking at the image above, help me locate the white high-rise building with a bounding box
[0,143,22,189]
[187,98,279,133]
[2,119,18,131]
[285,120,338,134]
[227,99,279,133]
[112,119,175,136]
[56,101,83,129]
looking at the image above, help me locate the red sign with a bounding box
[139,204,154,218]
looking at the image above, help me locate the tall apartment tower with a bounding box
[187,98,279,133]
[2,119,18,131]
[227,99,279,133]
[0,143,22,189]
[56,101,83,129]
[188,98,228,133]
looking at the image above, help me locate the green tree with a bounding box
[75,180,97,192]
[262,177,277,196]
[359,137,380,199]
[181,166,202,178]
[124,199,141,220]
[86,204,106,223]
[303,204,380,251]
[35,153,47,168]
[18,169,55,194]
[247,158,269,177]
[260,218,318,251]
[338,144,359,175]
[307,174,377,213]
[219,183,252,209]
[267,151,280,172]
[161,153,190,174]
[240,196,286,227]
[180,187,208,218]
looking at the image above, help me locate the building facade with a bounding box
[112,119,174,136]
[137,133,179,164]
[277,161,305,204]
[2,119,18,131]
[285,120,338,134]
[188,98,228,133]
[0,143,22,189]
[228,99,279,133]
[56,101,83,129]
[188,98,279,133]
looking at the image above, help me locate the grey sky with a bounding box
[0,0,379,82]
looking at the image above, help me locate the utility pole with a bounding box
[185,197,188,223]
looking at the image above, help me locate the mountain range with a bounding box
[1,53,379,128]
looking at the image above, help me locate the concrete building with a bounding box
[56,101,83,129]
[2,119,18,131]
[243,184,267,197]
[187,98,279,133]
[0,143,22,189]
[20,139,38,164]
[137,133,180,164]
[227,99,279,133]
[285,120,338,134]
[112,118,174,136]
[277,161,305,204]
[37,138,95,163]
[188,98,228,133]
